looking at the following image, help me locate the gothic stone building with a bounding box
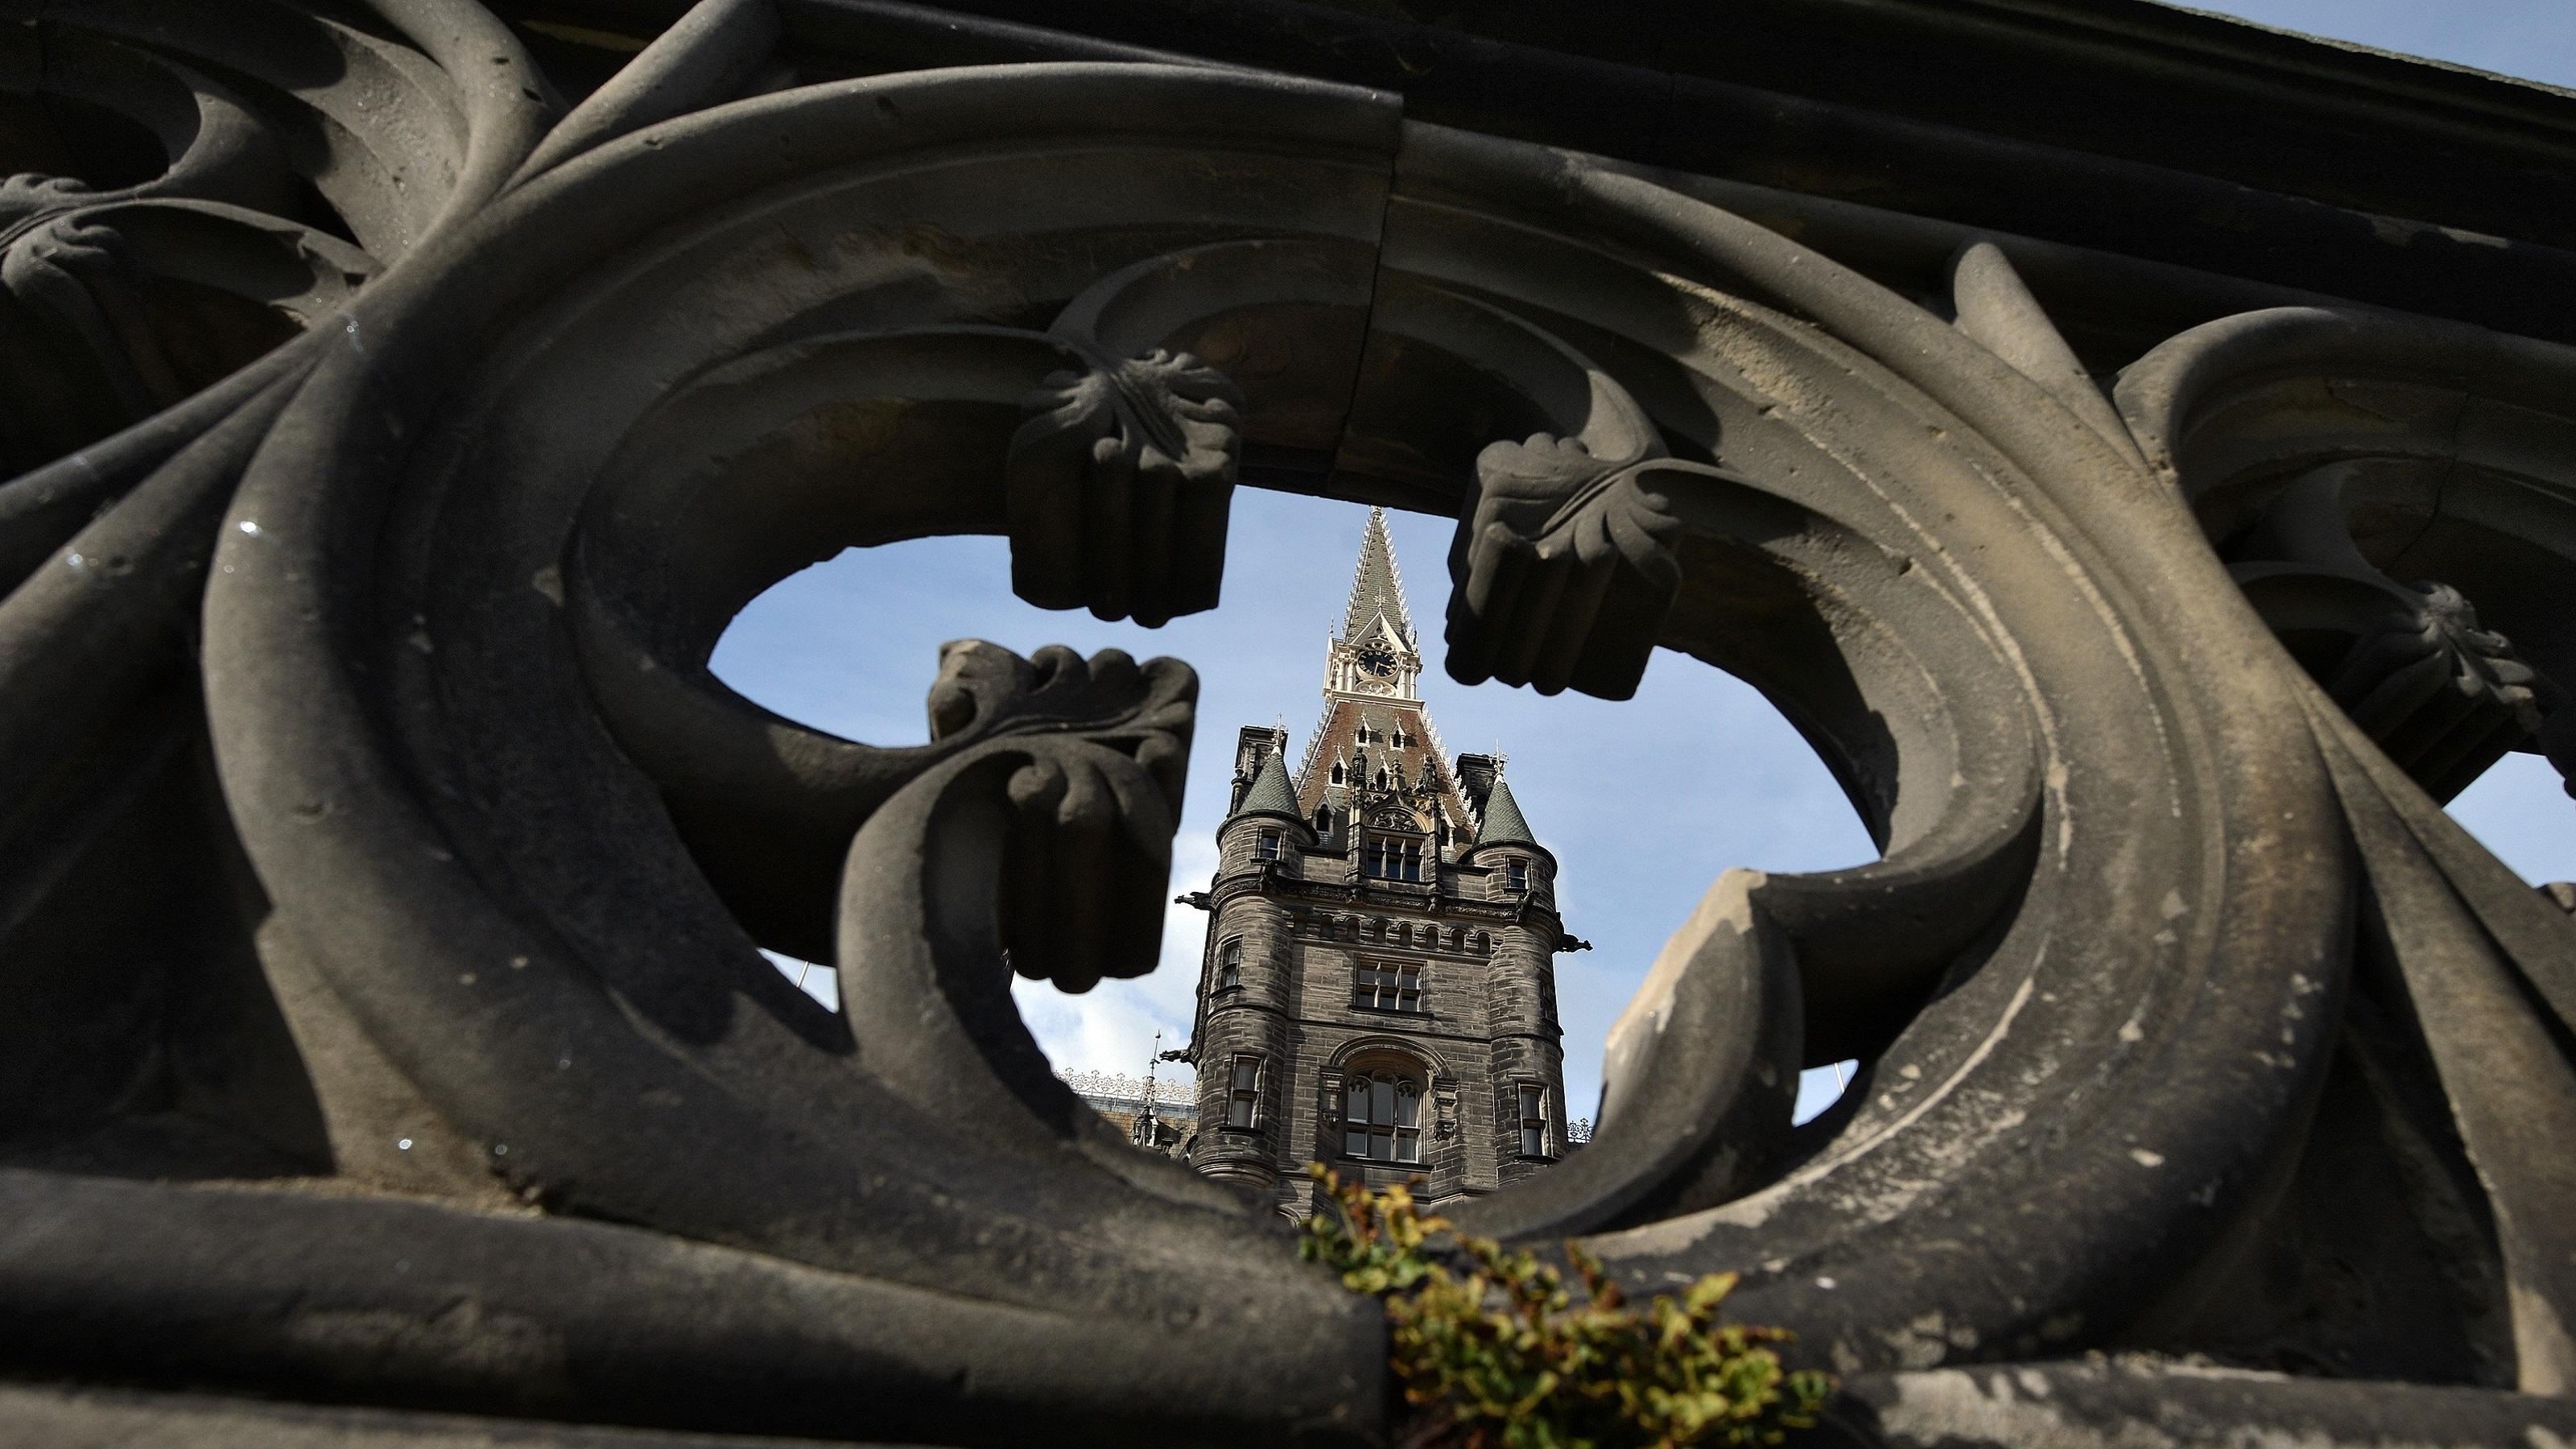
[1183,511,1574,1217]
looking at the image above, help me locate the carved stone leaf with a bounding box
[1006,345,1245,629]
[1445,431,1692,700]
[2227,474,2553,802]
[917,640,1195,989]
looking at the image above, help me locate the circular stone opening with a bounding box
[708,488,1877,1153]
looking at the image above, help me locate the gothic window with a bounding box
[1314,805,1331,833]
[1344,1071,1422,1164]
[1216,937,1242,991]
[1224,1055,1263,1129]
[1253,828,1280,863]
[1517,1084,1551,1158]
[1504,859,1529,895]
[1374,768,1389,789]
[1355,961,1422,1013]
[1330,761,1344,784]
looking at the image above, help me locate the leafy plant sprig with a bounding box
[1300,1164,1832,1449]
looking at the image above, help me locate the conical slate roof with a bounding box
[1476,776,1538,848]
[1233,749,1300,819]
[1339,507,1415,647]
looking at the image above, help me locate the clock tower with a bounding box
[1178,509,1577,1217]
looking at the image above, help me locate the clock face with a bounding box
[1356,646,1397,678]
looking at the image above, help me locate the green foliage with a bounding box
[1300,1165,1834,1449]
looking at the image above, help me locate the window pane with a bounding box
[1372,1079,1394,1125]
[1397,1130,1420,1164]
[1372,1129,1393,1158]
[1523,1125,1544,1155]
[1346,1129,1371,1158]
[1228,1098,1253,1128]
[1395,1085,1419,1129]
[1234,1059,1258,1091]
[1519,1085,1541,1119]
[1348,1081,1369,1120]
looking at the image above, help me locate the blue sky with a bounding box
[714,3,2576,1129]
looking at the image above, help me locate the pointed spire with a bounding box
[1339,507,1415,647]
[1476,775,1538,848]
[1232,748,1300,819]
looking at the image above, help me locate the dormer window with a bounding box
[1361,836,1425,881]
[1314,806,1332,833]
[1330,762,1344,784]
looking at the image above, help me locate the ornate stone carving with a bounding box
[1447,430,1689,700]
[1008,345,1246,627]
[0,2,2571,1444]
[2223,473,2554,802]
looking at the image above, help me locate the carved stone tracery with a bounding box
[0,2,2573,1445]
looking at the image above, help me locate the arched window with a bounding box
[1344,1068,1423,1163]
[1314,805,1332,832]
[1330,761,1344,784]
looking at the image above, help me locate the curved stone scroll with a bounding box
[2121,306,2576,1392]
[1365,124,2495,1406]
[204,56,1392,1443]
[0,4,2572,1443]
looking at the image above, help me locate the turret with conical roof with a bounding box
[1473,775,1538,849]
[1233,749,1301,821]
[1179,510,1575,1215]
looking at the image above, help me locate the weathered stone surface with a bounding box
[0,0,2572,1443]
